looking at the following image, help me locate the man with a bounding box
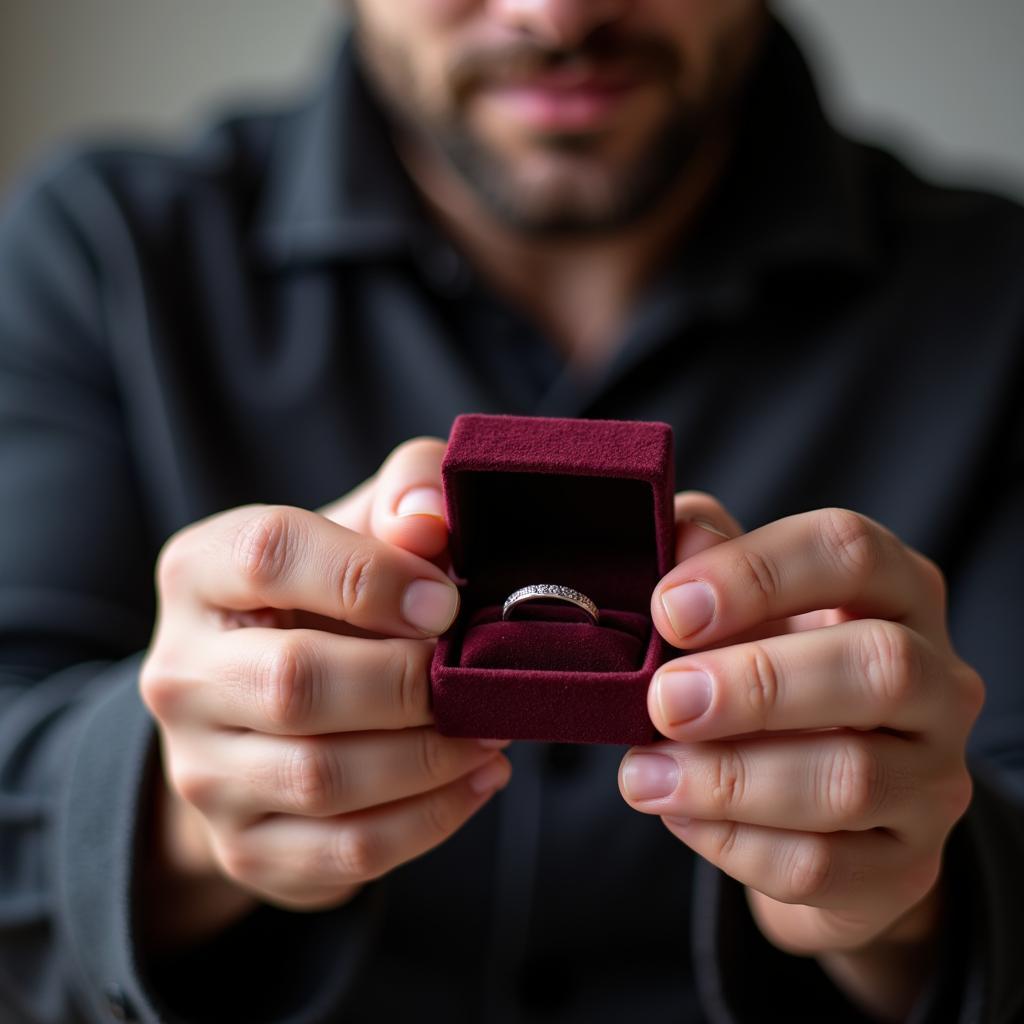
[0,1,1022,1021]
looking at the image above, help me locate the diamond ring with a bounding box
[501,584,599,625]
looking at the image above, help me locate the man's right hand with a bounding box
[138,438,511,951]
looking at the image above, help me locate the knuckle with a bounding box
[155,531,192,598]
[706,746,747,816]
[335,542,379,617]
[419,786,460,840]
[330,827,382,881]
[386,639,430,722]
[916,552,948,604]
[280,740,343,816]
[740,645,782,728]
[956,662,987,722]
[216,836,262,887]
[415,728,450,786]
[233,506,295,589]
[823,738,883,825]
[170,766,219,812]
[738,548,783,610]
[138,653,184,720]
[817,507,880,585]
[783,836,834,904]
[256,633,318,730]
[858,620,922,709]
[708,820,742,863]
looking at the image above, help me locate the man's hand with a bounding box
[138,438,511,951]
[618,495,984,1019]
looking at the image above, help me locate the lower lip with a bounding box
[480,81,638,133]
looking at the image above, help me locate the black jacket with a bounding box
[1,18,1023,1024]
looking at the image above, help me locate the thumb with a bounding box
[372,436,450,562]
[672,490,744,563]
[316,437,450,563]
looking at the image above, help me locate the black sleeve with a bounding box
[692,372,1024,1023]
[0,154,383,1024]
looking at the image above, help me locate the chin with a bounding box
[510,166,618,216]
[439,100,700,236]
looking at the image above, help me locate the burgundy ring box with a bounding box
[429,413,676,745]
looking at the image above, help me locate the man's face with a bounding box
[349,0,767,235]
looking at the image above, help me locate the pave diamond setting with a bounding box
[501,584,599,624]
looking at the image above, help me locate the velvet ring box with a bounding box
[429,413,676,746]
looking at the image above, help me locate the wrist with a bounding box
[815,879,945,1022]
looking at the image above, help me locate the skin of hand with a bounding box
[138,437,512,952]
[618,495,985,1021]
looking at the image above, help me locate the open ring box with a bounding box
[430,413,676,745]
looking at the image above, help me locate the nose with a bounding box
[489,0,627,49]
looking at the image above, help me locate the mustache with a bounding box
[447,31,681,102]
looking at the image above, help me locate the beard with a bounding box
[426,100,707,238]
[353,19,755,238]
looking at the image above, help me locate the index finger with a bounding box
[160,503,460,639]
[174,627,437,733]
[652,507,946,650]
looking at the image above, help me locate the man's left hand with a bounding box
[619,495,984,959]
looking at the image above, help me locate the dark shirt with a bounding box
[1,16,1023,1024]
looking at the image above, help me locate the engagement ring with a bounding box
[501,584,599,625]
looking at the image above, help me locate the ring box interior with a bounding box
[430,413,676,745]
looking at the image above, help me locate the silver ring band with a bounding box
[501,584,599,625]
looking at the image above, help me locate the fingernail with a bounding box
[690,517,729,539]
[478,737,513,749]
[395,485,445,519]
[622,753,679,801]
[402,578,460,634]
[469,756,511,795]
[660,581,715,640]
[655,670,712,726]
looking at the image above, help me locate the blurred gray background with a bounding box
[1,0,1022,201]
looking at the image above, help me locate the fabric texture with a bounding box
[1,13,1023,1024]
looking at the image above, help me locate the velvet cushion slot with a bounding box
[460,604,648,673]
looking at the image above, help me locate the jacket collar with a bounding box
[252,18,878,282]
[253,29,424,265]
